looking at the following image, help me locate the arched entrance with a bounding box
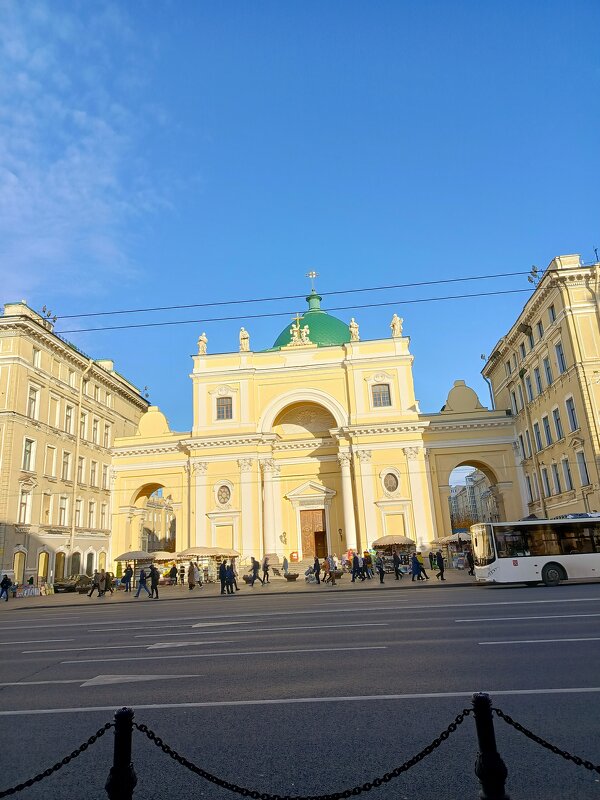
[37,551,49,583]
[55,551,66,580]
[448,462,501,531]
[99,552,107,571]
[70,551,81,575]
[85,552,94,575]
[13,551,25,584]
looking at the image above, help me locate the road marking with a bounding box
[2,685,600,716]
[136,622,389,638]
[479,637,600,645]
[0,674,199,688]
[3,638,75,645]
[22,640,229,654]
[61,645,387,664]
[458,613,600,623]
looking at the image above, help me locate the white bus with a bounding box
[471,516,600,586]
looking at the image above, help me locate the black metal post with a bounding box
[105,707,137,800]
[472,693,510,800]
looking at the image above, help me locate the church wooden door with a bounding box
[300,509,327,557]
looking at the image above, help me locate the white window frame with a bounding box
[32,347,41,368]
[510,391,518,415]
[549,304,556,323]
[27,384,40,420]
[216,396,233,421]
[77,456,85,485]
[551,463,561,495]
[532,473,540,500]
[525,429,532,458]
[525,374,533,402]
[534,367,542,395]
[65,404,74,434]
[22,437,36,472]
[44,445,56,477]
[536,321,544,340]
[18,489,32,524]
[40,492,53,525]
[543,356,553,386]
[562,458,573,492]
[92,417,99,444]
[552,406,564,440]
[102,464,109,490]
[105,392,112,408]
[555,341,567,374]
[68,369,77,388]
[565,396,578,432]
[88,500,96,529]
[100,503,108,529]
[525,474,533,503]
[75,498,82,528]
[533,422,542,452]
[58,495,68,527]
[80,410,88,440]
[61,450,72,481]
[371,383,392,408]
[576,450,590,487]
[542,415,552,447]
[90,460,98,488]
[103,423,111,449]
[541,467,551,498]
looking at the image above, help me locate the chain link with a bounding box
[134,709,471,799]
[0,722,113,798]
[493,708,600,774]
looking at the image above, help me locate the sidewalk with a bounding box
[0,569,477,611]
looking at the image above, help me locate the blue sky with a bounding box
[2,0,599,432]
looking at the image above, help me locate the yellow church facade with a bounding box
[111,292,524,565]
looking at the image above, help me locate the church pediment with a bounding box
[285,481,336,502]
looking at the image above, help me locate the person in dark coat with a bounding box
[411,553,422,582]
[219,561,227,594]
[375,555,385,584]
[262,557,270,583]
[135,568,151,597]
[88,570,101,597]
[169,564,178,585]
[0,574,12,602]
[225,563,235,594]
[435,550,446,581]
[428,551,436,570]
[149,565,160,598]
[250,557,264,586]
[313,555,321,584]
[351,552,362,582]
[123,564,133,592]
[392,550,402,581]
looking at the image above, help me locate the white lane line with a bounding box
[135,622,389,639]
[62,645,387,664]
[4,638,75,645]
[458,613,600,623]
[0,674,199,688]
[2,685,600,716]
[479,637,600,646]
[0,679,87,687]
[22,640,230,654]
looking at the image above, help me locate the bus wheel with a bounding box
[542,564,564,587]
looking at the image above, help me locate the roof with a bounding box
[270,291,351,349]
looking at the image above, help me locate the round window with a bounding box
[217,485,231,505]
[383,473,399,493]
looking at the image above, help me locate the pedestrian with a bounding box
[231,561,240,591]
[351,551,361,582]
[282,556,289,575]
[416,552,430,581]
[0,574,12,601]
[262,556,270,584]
[435,550,446,581]
[250,557,264,586]
[187,561,196,591]
[219,561,227,595]
[169,564,178,585]
[428,551,435,570]
[135,568,152,597]
[313,555,321,584]
[97,569,107,597]
[149,564,160,598]
[363,551,373,579]
[466,549,475,576]
[104,571,114,595]
[375,554,385,584]
[123,564,133,592]
[179,564,186,586]
[411,553,422,582]
[225,563,235,594]
[326,554,337,586]
[88,570,101,597]
[322,557,331,584]
[392,550,402,581]
[193,561,201,587]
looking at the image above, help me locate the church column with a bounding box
[261,459,277,556]
[238,458,255,558]
[192,461,208,548]
[338,452,357,552]
[355,449,376,550]
[437,485,453,539]
[403,447,435,549]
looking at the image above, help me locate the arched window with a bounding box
[55,552,66,580]
[85,552,94,576]
[13,551,26,584]
[37,551,49,582]
[98,552,107,571]
[70,551,81,575]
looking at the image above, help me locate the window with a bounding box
[576,451,590,486]
[528,331,535,350]
[68,369,76,388]
[553,408,564,440]
[44,445,56,477]
[372,384,392,408]
[536,321,544,340]
[22,438,35,471]
[83,379,89,396]
[383,472,399,492]
[92,418,99,444]
[77,456,85,484]
[505,361,512,377]
[106,392,112,408]
[102,464,109,490]
[549,304,556,322]
[90,460,98,487]
[543,357,553,385]
[18,490,31,524]
[27,385,39,419]
[61,451,72,481]
[48,395,59,427]
[534,367,542,395]
[65,404,74,434]
[518,434,526,459]
[217,485,231,505]
[100,503,107,529]
[80,411,88,440]
[542,416,552,447]
[555,341,567,374]
[75,498,82,527]
[541,467,551,497]
[88,500,96,529]
[58,496,68,526]
[94,384,100,401]
[562,458,573,492]
[32,347,41,367]
[41,493,52,524]
[532,473,540,500]
[566,397,578,431]
[519,342,526,360]
[525,475,533,503]
[216,397,232,420]
[552,463,562,495]
[510,391,518,415]
[525,374,533,402]
[533,423,542,452]
[517,385,524,410]
[525,429,532,458]
[103,423,111,448]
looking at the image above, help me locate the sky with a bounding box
[2,0,600,434]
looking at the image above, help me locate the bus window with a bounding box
[559,526,598,555]
[473,524,495,566]
[494,528,531,558]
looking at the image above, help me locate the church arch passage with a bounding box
[301,509,327,558]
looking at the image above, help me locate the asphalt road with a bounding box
[1,583,600,799]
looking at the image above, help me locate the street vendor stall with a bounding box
[371,534,415,570]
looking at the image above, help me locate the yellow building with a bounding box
[112,290,523,566]
[483,254,600,517]
[0,302,148,584]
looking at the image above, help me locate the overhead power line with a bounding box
[57,270,531,320]
[58,287,533,334]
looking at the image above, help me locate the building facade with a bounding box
[483,254,600,518]
[112,291,524,565]
[0,302,148,584]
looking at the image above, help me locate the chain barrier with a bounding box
[492,708,600,775]
[0,722,114,798]
[134,709,472,800]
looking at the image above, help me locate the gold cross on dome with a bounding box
[292,312,302,329]
[305,270,319,291]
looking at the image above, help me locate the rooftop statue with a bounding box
[197,331,208,355]
[239,327,250,352]
[390,313,403,338]
[349,317,360,342]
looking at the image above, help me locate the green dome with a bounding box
[271,291,351,349]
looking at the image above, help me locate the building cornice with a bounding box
[336,421,429,437]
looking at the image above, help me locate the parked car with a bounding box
[53,574,92,593]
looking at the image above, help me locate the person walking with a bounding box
[327,554,337,586]
[411,553,422,582]
[466,549,475,576]
[135,568,152,597]
[375,554,385,584]
[169,564,178,585]
[123,564,133,593]
[351,552,361,582]
[428,551,436,570]
[87,570,101,597]
[313,555,321,584]
[416,552,430,581]
[104,571,114,596]
[179,564,186,586]
[282,556,289,575]
[363,551,373,579]
[225,563,235,594]
[322,557,331,584]
[262,556,270,584]
[435,550,446,581]
[231,561,240,591]
[187,561,196,591]
[193,562,201,587]
[0,574,12,601]
[149,564,160,598]
[250,557,264,586]
[392,550,402,581]
[219,561,227,595]
[97,569,107,597]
